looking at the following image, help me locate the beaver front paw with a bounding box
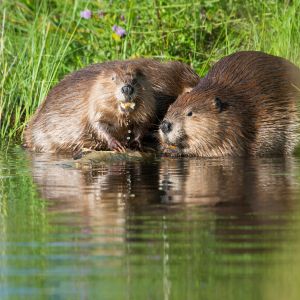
[108,139,126,152]
[127,139,142,151]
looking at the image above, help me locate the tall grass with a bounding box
[0,0,300,143]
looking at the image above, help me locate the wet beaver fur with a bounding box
[159,51,300,157]
[23,59,200,153]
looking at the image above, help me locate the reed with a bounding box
[0,0,299,142]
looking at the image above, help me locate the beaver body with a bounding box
[159,51,300,157]
[24,59,199,153]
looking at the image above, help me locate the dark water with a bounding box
[1,146,300,299]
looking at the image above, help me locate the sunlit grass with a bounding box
[0,0,299,142]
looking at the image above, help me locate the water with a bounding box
[1,146,300,299]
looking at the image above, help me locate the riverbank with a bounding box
[1,0,299,141]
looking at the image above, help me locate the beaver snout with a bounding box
[160,120,173,134]
[121,84,134,96]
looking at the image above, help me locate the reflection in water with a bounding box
[29,153,164,257]
[1,147,300,299]
[160,157,295,207]
[159,158,296,254]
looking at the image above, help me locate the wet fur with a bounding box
[24,59,200,153]
[160,51,300,157]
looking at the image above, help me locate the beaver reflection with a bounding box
[29,154,295,221]
[28,152,296,246]
[159,157,296,253]
[160,157,295,207]
[28,153,163,219]
[28,153,164,257]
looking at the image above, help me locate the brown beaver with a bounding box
[159,51,300,157]
[23,59,200,153]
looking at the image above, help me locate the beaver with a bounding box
[159,51,300,157]
[23,59,200,153]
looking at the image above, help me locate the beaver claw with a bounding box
[108,139,126,153]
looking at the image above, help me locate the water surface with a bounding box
[1,146,300,299]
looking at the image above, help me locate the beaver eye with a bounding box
[187,111,193,117]
[132,78,137,85]
[111,76,115,81]
[136,69,144,78]
[215,97,228,113]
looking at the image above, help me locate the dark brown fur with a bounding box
[24,59,200,153]
[160,51,300,157]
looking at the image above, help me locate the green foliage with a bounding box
[0,0,300,141]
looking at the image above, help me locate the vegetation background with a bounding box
[0,0,299,142]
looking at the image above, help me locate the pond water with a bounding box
[1,146,300,299]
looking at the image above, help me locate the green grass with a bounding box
[0,0,300,143]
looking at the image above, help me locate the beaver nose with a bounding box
[121,84,134,96]
[160,121,172,134]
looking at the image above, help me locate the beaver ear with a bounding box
[136,68,144,78]
[215,97,229,113]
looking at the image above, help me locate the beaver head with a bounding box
[159,88,248,157]
[87,61,156,135]
[108,64,151,115]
